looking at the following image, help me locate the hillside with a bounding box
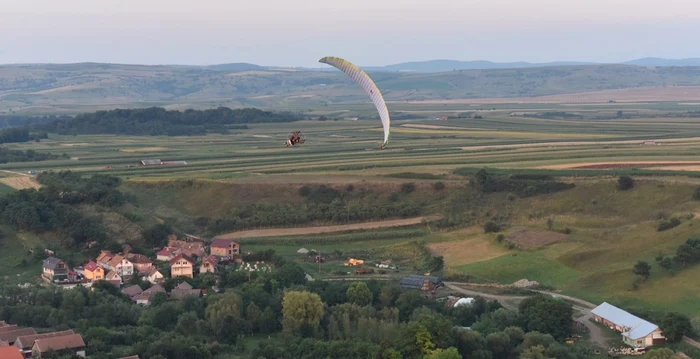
[6,63,700,114]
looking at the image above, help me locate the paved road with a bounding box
[444,282,608,348]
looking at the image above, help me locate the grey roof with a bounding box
[170,288,201,300]
[592,302,660,339]
[174,281,193,290]
[121,285,143,297]
[43,257,64,270]
[140,159,162,165]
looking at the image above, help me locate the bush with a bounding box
[496,234,505,242]
[483,221,501,233]
[298,185,311,197]
[694,187,700,200]
[433,182,445,191]
[617,175,634,190]
[401,183,416,194]
[658,217,682,232]
[507,193,517,201]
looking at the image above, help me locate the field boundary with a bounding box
[214,215,441,239]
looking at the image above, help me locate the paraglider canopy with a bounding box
[318,56,391,149]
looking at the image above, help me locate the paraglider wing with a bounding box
[319,56,390,148]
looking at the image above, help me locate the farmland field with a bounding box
[2,99,700,330]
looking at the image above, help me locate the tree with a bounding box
[659,312,693,342]
[520,345,547,359]
[518,296,573,340]
[645,348,675,359]
[659,256,674,272]
[346,282,372,306]
[206,291,243,333]
[142,223,173,247]
[424,347,461,359]
[633,261,651,280]
[245,302,262,334]
[694,187,700,201]
[617,175,634,191]
[282,290,324,335]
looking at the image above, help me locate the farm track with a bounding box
[214,215,440,239]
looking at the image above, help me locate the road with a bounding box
[444,282,608,349]
[215,215,440,239]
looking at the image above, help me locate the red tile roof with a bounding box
[0,346,23,359]
[0,328,36,344]
[14,330,75,350]
[169,253,194,266]
[33,333,85,353]
[84,261,100,272]
[0,325,18,333]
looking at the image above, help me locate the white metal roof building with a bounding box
[591,302,665,347]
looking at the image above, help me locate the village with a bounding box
[6,232,680,359]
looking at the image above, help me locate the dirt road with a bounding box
[444,282,607,348]
[215,215,441,240]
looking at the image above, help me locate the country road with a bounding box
[215,215,440,239]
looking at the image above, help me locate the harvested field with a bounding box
[540,161,700,170]
[215,215,440,239]
[406,86,700,104]
[120,147,168,152]
[506,227,567,249]
[428,237,510,267]
[400,124,487,131]
[0,176,40,190]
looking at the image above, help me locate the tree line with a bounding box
[0,171,125,249]
[0,147,69,163]
[29,107,303,136]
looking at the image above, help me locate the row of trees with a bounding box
[472,169,575,198]
[30,107,302,136]
[0,147,68,163]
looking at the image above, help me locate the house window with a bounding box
[637,340,642,344]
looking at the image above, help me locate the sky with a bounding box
[2,0,700,67]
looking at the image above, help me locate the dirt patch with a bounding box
[216,216,440,239]
[428,237,509,267]
[0,176,41,190]
[506,227,567,250]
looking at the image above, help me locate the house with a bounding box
[42,257,68,282]
[108,255,134,277]
[156,248,178,262]
[399,275,443,291]
[0,325,19,333]
[83,261,104,281]
[591,302,666,348]
[209,239,240,257]
[96,250,114,270]
[32,333,86,358]
[106,270,122,285]
[0,329,36,346]
[121,285,143,298]
[133,284,166,305]
[126,253,153,273]
[170,282,201,300]
[167,239,205,258]
[15,330,75,358]
[170,254,194,278]
[141,267,164,284]
[0,347,23,359]
[200,255,218,274]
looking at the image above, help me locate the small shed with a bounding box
[140,159,162,166]
[399,275,443,291]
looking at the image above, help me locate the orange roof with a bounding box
[107,254,126,268]
[0,346,23,359]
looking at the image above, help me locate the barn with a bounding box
[591,302,666,348]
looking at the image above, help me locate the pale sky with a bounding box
[1,0,700,67]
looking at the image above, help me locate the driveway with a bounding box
[443,282,608,348]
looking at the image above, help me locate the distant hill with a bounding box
[205,62,267,71]
[361,59,595,72]
[4,61,700,114]
[623,57,700,67]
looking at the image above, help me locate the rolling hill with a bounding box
[5,62,700,114]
